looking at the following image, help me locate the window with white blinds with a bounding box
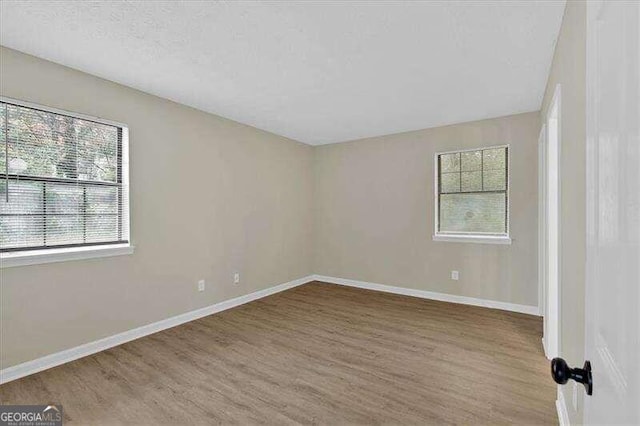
[0,99,129,253]
[435,146,509,237]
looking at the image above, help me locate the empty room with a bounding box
[0,1,638,425]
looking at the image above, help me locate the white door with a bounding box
[585,0,639,423]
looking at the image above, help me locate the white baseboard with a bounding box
[0,275,314,385]
[0,274,540,384]
[556,387,570,426]
[312,275,540,316]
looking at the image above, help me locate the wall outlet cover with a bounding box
[198,280,205,292]
[451,270,459,280]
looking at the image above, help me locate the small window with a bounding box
[435,146,509,242]
[0,98,129,253]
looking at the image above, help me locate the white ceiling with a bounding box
[0,1,565,145]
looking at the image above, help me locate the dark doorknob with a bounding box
[551,357,593,395]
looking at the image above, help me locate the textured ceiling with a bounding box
[0,1,565,145]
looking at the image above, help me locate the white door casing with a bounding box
[546,85,561,361]
[539,125,547,330]
[585,0,639,424]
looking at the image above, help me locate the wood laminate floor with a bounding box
[0,282,557,425]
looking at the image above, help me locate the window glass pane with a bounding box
[439,193,506,234]
[440,153,460,172]
[5,103,118,182]
[86,186,118,214]
[46,183,82,214]
[86,215,118,243]
[76,121,118,182]
[0,101,127,252]
[0,216,44,249]
[7,104,66,178]
[484,169,506,191]
[461,171,482,192]
[461,150,482,171]
[0,180,43,214]
[437,145,508,235]
[441,172,460,193]
[483,148,506,171]
[46,215,83,246]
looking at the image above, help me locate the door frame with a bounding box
[542,84,562,360]
[538,124,547,337]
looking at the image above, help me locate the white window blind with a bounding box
[0,99,129,252]
[436,146,508,236]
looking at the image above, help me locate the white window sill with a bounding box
[0,244,134,268]
[432,234,512,245]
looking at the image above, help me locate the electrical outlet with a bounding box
[197,280,205,292]
[572,381,578,411]
[451,270,459,280]
[233,272,240,284]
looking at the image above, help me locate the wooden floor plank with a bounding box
[0,281,557,425]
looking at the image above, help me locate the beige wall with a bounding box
[314,112,540,308]
[1,33,564,375]
[0,47,315,369]
[540,1,586,423]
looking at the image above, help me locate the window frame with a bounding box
[0,96,133,267]
[433,144,511,245]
